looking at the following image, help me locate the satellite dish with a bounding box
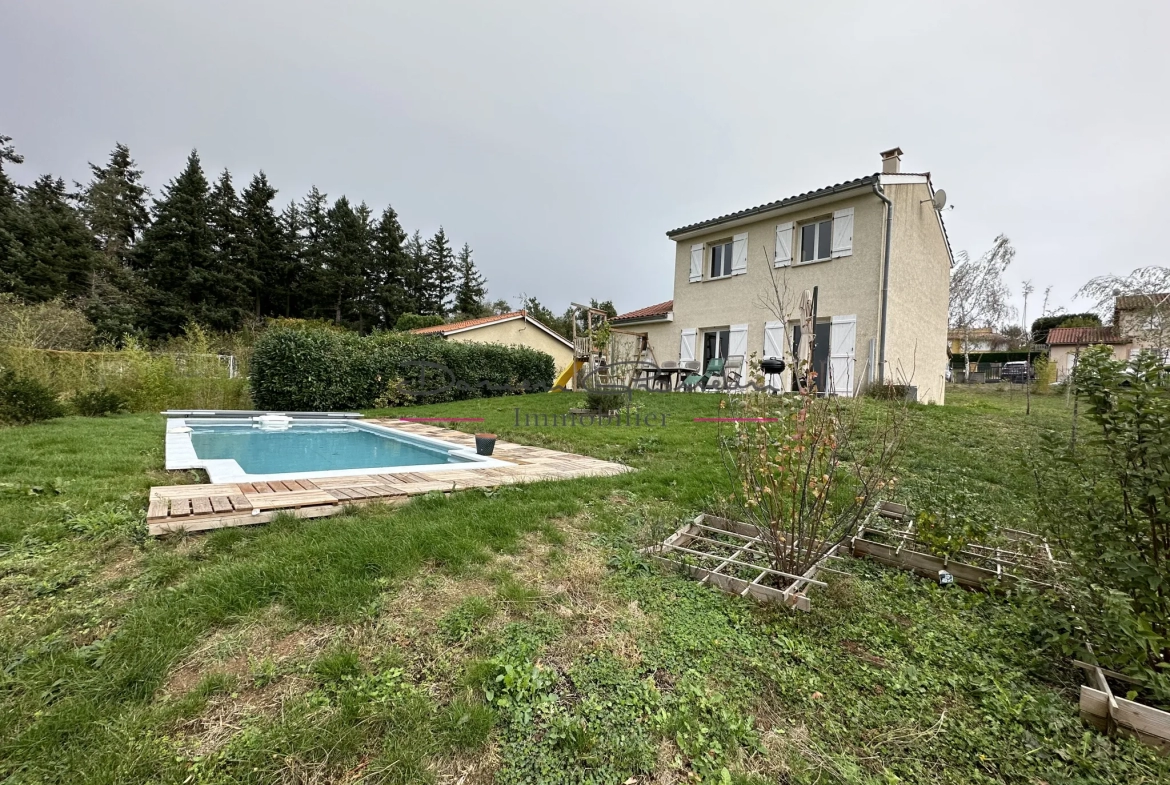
[932,189,947,211]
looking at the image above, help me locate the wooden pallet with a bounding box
[148,419,631,536]
[1076,660,1170,755]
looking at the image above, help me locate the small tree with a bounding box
[949,235,1015,381]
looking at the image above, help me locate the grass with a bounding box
[0,384,1165,783]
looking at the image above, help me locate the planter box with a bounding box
[639,514,838,612]
[1077,661,1170,755]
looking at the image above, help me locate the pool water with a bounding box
[189,422,471,475]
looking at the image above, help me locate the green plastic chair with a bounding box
[684,357,725,391]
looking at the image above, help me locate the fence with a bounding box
[0,346,250,411]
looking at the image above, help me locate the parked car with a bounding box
[1000,361,1033,383]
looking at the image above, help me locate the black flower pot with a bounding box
[475,433,497,456]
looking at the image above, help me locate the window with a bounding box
[800,218,833,263]
[709,240,733,278]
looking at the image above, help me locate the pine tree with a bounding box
[277,200,304,317]
[79,143,150,343]
[453,242,487,317]
[424,227,457,316]
[81,142,149,265]
[320,196,367,326]
[0,135,30,298]
[239,172,284,317]
[370,205,409,328]
[15,175,100,302]
[298,186,330,320]
[353,201,376,331]
[133,150,227,336]
[404,230,428,316]
[207,169,248,323]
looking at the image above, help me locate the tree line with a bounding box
[0,135,492,342]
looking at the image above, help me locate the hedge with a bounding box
[250,326,557,410]
[949,350,1047,367]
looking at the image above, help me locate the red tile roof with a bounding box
[1115,292,1170,310]
[411,310,526,335]
[612,300,673,323]
[1046,327,1127,346]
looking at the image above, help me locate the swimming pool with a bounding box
[165,417,507,483]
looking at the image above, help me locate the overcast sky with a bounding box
[4,1,1168,322]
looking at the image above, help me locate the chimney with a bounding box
[880,147,902,174]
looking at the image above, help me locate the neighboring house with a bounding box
[948,327,1011,356]
[411,310,576,387]
[613,148,953,403]
[1046,292,1170,379]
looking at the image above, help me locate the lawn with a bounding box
[0,385,1165,784]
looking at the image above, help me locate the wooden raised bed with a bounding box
[1076,659,1170,755]
[850,500,1060,590]
[640,514,841,612]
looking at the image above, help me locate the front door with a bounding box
[702,329,730,371]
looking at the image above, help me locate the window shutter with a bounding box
[689,244,703,282]
[829,315,857,396]
[679,329,697,362]
[731,232,748,275]
[831,207,854,258]
[728,324,748,381]
[774,222,793,266]
[763,321,785,358]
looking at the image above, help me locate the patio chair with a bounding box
[722,355,745,388]
[683,357,725,391]
[653,360,678,391]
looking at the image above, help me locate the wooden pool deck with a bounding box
[147,418,630,537]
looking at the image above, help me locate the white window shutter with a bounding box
[831,207,854,258]
[689,244,703,282]
[829,315,857,396]
[679,328,697,362]
[728,324,748,381]
[774,222,793,267]
[731,232,748,275]
[763,321,785,358]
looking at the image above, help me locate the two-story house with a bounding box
[613,148,953,403]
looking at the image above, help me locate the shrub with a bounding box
[0,368,65,424]
[73,387,128,417]
[249,326,556,410]
[1031,345,1170,700]
[583,389,625,412]
[394,313,445,331]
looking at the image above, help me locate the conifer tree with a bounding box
[425,226,456,316]
[404,230,429,316]
[370,205,409,328]
[453,242,487,317]
[14,175,100,302]
[298,186,330,319]
[207,169,248,323]
[239,172,284,317]
[277,200,304,317]
[133,150,227,336]
[320,196,367,325]
[0,135,30,298]
[79,143,149,342]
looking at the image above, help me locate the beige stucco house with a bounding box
[1045,293,1170,379]
[411,310,576,385]
[613,148,953,403]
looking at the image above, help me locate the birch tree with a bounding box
[949,234,1015,380]
[1078,266,1170,354]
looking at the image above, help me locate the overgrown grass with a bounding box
[0,386,1164,783]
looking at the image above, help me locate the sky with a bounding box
[4,1,1168,323]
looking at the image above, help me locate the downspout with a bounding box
[872,181,893,384]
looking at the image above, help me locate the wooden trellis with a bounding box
[640,514,842,612]
[850,500,1062,589]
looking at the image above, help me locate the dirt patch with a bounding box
[840,639,888,668]
[172,675,315,757]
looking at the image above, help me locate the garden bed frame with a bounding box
[640,514,839,612]
[850,500,1061,589]
[1075,659,1170,755]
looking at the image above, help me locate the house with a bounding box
[1045,292,1170,379]
[613,148,953,403]
[410,310,576,386]
[948,327,1012,356]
